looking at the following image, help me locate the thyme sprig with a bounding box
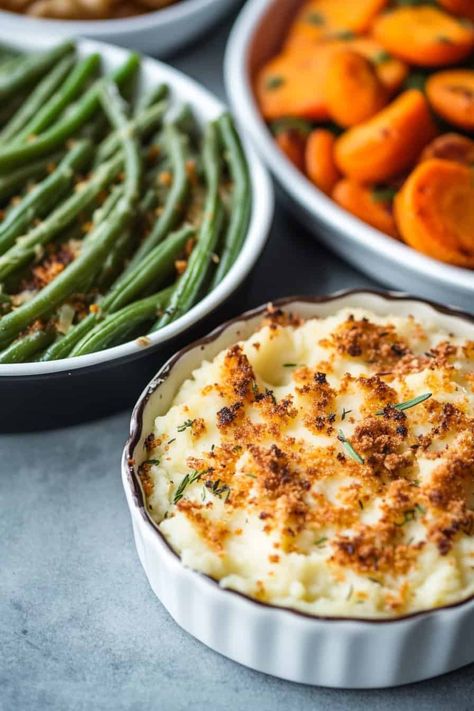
[376,392,432,415]
[173,469,203,504]
[337,429,364,464]
[177,418,194,433]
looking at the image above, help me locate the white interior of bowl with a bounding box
[0,0,228,32]
[224,0,474,304]
[0,30,273,376]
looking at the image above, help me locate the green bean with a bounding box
[0,82,141,350]
[134,83,168,115]
[0,55,75,144]
[0,328,54,363]
[41,311,98,361]
[211,113,251,286]
[0,152,64,203]
[70,287,173,357]
[0,42,74,101]
[0,148,122,279]
[0,53,139,171]
[0,140,93,256]
[103,224,194,312]
[13,54,101,144]
[119,121,190,279]
[94,99,168,166]
[155,122,223,330]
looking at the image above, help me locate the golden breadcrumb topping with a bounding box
[139,307,474,618]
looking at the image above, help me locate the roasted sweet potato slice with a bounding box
[305,129,341,193]
[335,90,437,182]
[394,159,474,268]
[373,6,474,67]
[276,129,307,171]
[333,179,399,237]
[324,48,387,127]
[420,133,474,165]
[438,0,474,23]
[285,0,388,50]
[255,49,330,120]
[426,70,474,131]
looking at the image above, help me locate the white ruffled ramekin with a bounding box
[122,290,474,688]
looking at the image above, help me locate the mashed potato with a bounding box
[139,306,474,618]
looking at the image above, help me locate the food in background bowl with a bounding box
[255,0,474,268]
[137,303,474,619]
[0,0,177,19]
[0,41,251,364]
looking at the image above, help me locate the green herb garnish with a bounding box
[346,584,354,601]
[283,362,298,367]
[270,117,313,137]
[143,458,160,466]
[341,407,352,421]
[371,185,397,203]
[206,478,231,501]
[265,75,285,91]
[173,469,203,504]
[337,430,364,464]
[315,536,328,547]
[177,418,194,433]
[331,30,355,41]
[307,11,325,26]
[376,392,432,415]
[372,50,392,65]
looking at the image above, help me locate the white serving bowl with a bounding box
[123,290,474,689]
[0,30,273,430]
[0,0,242,56]
[224,0,474,312]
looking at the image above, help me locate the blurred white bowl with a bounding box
[224,0,474,312]
[0,0,242,56]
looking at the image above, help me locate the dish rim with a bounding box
[223,0,474,296]
[123,288,474,626]
[0,30,273,377]
[0,0,230,31]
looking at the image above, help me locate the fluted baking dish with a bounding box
[122,290,474,688]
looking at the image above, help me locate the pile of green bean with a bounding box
[0,42,251,363]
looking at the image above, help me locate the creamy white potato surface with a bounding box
[139,307,474,618]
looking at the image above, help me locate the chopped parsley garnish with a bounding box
[306,10,325,25]
[371,185,397,203]
[177,418,194,433]
[265,75,285,91]
[376,392,432,415]
[173,469,203,504]
[372,50,391,65]
[337,430,364,464]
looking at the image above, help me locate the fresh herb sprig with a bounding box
[173,469,203,504]
[376,392,432,415]
[177,418,194,433]
[337,429,364,464]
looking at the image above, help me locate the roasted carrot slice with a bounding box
[324,48,387,127]
[426,70,474,131]
[305,129,341,194]
[373,6,474,67]
[394,159,474,268]
[285,0,388,50]
[335,90,437,182]
[255,49,330,120]
[276,129,307,171]
[438,0,474,23]
[349,38,409,95]
[420,133,474,165]
[333,179,399,238]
